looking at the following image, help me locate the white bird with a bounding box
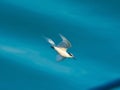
[46,34,75,61]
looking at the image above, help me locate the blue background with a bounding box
[0,0,120,90]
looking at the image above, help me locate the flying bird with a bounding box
[46,34,75,61]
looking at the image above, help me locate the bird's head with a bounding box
[68,52,76,60]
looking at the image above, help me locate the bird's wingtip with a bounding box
[59,33,62,37]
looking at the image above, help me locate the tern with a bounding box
[46,34,75,61]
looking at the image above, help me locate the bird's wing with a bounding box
[57,34,72,50]
[56,54,65,61]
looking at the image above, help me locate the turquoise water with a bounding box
[0,0,120,90]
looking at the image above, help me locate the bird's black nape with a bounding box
[68,52,73,56]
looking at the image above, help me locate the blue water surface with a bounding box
[0,0,120,90]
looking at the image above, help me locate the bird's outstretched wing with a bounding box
[57,34,71,50]
[56,54,65,61]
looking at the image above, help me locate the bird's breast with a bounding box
[54,47,69,57]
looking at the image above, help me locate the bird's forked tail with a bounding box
[45,37,56,48]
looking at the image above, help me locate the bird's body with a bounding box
[54,47,72,58]
[46,34,75,61]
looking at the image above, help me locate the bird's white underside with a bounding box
[46,34,73,61]
[54,47,71,58]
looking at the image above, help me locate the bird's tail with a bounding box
[45,37,56,47]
